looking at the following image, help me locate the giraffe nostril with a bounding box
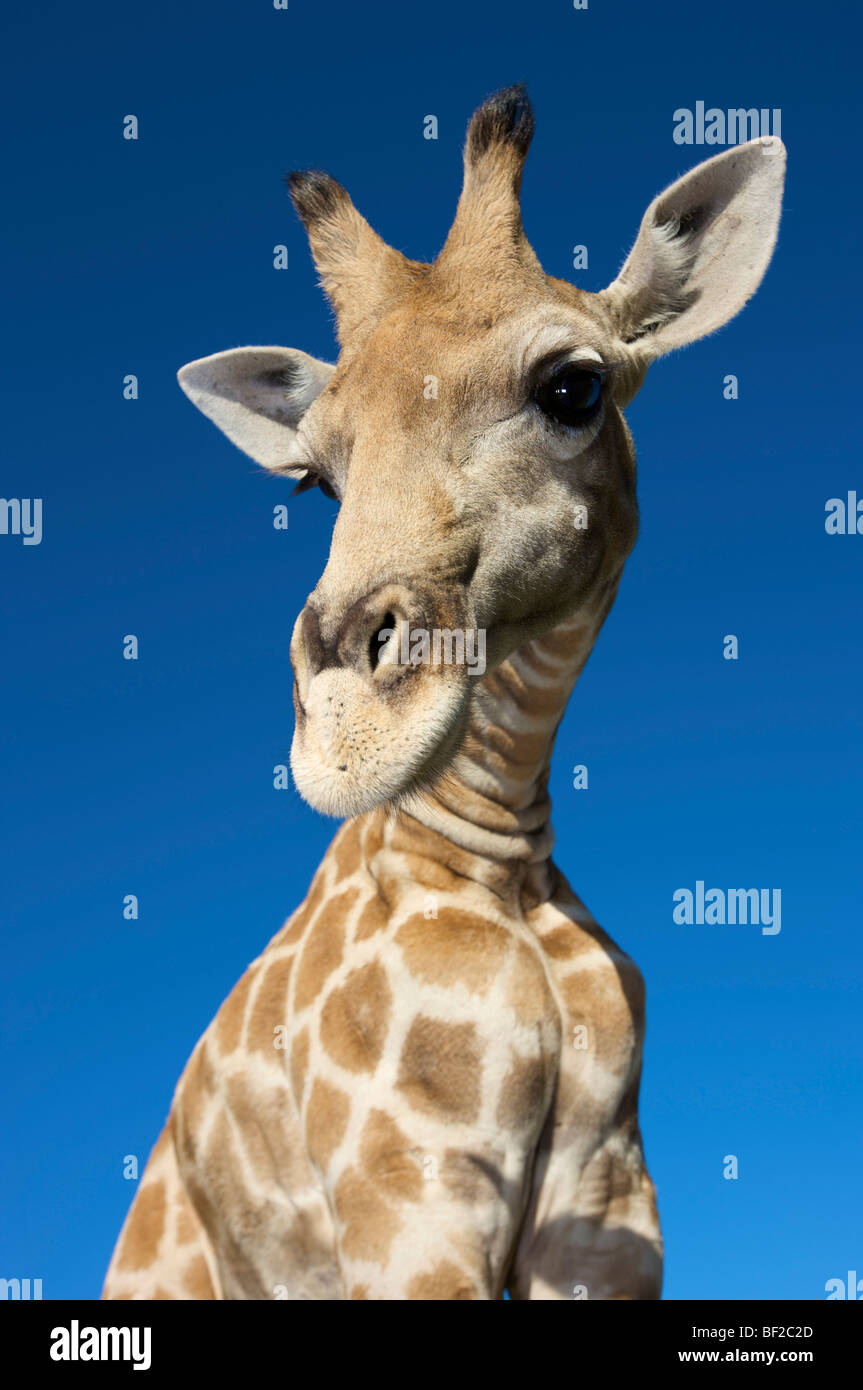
[369,612,397,674]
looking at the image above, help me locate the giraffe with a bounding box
[103,86,785,1301]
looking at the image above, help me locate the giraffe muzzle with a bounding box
[288,584,474,816]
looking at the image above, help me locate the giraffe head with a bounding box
[179,86,785,818]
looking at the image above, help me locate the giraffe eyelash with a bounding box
[292,470,339,501]
[531,355,622,387]
[291,471,319,496]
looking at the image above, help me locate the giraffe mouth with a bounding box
[289,662,472,818]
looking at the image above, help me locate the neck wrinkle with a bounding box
[398,607,609,872]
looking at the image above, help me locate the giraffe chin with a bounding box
[289,665,471,819]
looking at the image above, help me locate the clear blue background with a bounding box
[1,0,860,1300]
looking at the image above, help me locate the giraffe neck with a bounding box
[397,589,618,880]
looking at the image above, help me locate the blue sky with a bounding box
[1,0,860,1300]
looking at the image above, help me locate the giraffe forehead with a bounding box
[365,282,611,377]
[313,289,616,450]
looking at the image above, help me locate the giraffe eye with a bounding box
[535,367,602,427]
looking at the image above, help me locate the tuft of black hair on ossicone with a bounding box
[285,169,350,225]
[466,83,535,162]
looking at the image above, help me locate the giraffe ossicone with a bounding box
[104,85,785,1300]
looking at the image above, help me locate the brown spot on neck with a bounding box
[305,1078,350,1171]
[396,1016,481,1124]
[293,901,350,1011]
[319,960,393,1073]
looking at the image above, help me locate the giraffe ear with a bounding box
[599,137,786,362]
[177,346,334,475]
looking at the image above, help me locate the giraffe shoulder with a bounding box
[529,892,646,1030]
